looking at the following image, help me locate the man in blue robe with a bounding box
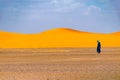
[97,40,101,54]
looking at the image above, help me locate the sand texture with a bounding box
[0,48,119,80]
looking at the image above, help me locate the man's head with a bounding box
[97,40,100,43]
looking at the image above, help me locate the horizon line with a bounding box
[0,27,119,34]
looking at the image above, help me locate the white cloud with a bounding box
[49,0,103,15]
[51,0,75,5]
[98,0,110,3]
[50,0,82,12]
[84,5,102,15]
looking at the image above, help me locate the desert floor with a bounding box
[0,48,119,80]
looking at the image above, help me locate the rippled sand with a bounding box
[0,48,119,80]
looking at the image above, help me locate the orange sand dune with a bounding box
[0,28,120,48]
[111,32,120,35]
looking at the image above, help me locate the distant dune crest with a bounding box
[111,32,120,35]
[50,28,86,33]
[0,28,119,35]
[0,28,120,48]
[40,28,90,34]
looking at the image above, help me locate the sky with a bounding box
[0,0,120,33]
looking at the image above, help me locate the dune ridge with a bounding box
[111,32,120,35]
[0,28,120,48]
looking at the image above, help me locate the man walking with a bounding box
[97,40,101,54]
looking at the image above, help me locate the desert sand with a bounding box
[0,28,120,80]
[0,28,120,48]
[0,48,119,80]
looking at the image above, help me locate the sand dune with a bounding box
[111,32,120,35]
[0,28,120,48]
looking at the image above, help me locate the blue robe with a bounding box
[97,42,101,53]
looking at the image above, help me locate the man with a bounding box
[97,40,101,54]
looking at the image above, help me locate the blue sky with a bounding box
[0,0,120,33]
